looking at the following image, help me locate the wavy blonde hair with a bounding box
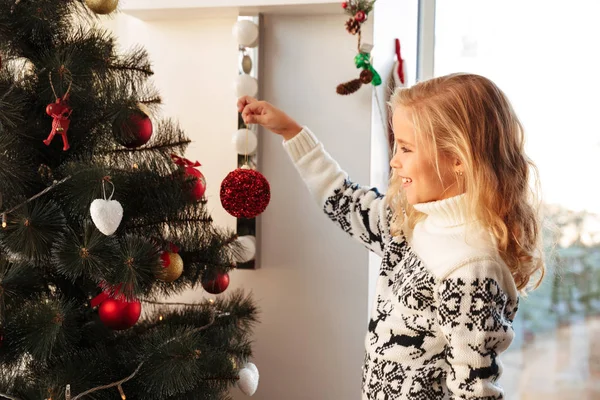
[387,73,544,292]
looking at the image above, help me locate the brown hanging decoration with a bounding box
[337,1,381,96]
[336,79,363,95]
[345,18,361,35]
[359,69,374,84]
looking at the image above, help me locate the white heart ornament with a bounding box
[90,199,123,236]
[238,362,259,396]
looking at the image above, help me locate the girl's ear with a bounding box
[454,159,464,175]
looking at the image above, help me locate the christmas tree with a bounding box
[0,1,258,399]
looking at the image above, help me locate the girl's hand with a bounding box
[237,96,303,141]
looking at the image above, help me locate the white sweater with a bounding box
[283,127,519,400]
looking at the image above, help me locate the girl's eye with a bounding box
[400,146,411,153]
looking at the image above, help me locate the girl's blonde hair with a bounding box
[388,73,544,292]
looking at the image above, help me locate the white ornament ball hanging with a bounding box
[90,199,123,236]
[237,362,259,396]
[85,0,119,14]
[232,129,258,155]
[233,20,259,48]
[234,235,256,263]
[235,74,258,98]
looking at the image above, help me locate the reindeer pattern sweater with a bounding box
[283,128,519,399]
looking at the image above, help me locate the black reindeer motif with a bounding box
[368,297,393,345]
[458,336,505,392]
[375,315,436,359]
[358,194,383,246]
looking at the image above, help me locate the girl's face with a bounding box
[390,106,464,205]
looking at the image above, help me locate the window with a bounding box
[434,1,600,397]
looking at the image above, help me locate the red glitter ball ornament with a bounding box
[220,168,270,219]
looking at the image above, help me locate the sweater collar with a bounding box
[412,194,470,229]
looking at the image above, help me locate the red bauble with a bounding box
[220,168,270,219]
[114,110,153,148]
[342,1,348,8]
[202,271,230,295]
[185,166,207,200]
[171,155,206,201]
[355,10,366,22]
[98,298,141,330]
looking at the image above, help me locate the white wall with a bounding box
[102,14,240,229]
[105,10,373,400]
[230,13,373,400]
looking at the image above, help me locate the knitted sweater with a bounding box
[283,127,519,400]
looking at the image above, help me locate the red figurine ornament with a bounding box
[44,69,73,151]
[44,95,72,151]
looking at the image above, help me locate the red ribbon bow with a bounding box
[171,154,201,168]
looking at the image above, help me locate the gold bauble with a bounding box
[85,0,119,15]
[158,252,184,282]
[241,55,253,74]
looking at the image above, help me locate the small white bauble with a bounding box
[234,235,256,263]
[235,74,258,98]
[232,129,258,155]
[237,362,259,396]
[90,199,123,236]
[233,20,259,48]
[85,0,119,15]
